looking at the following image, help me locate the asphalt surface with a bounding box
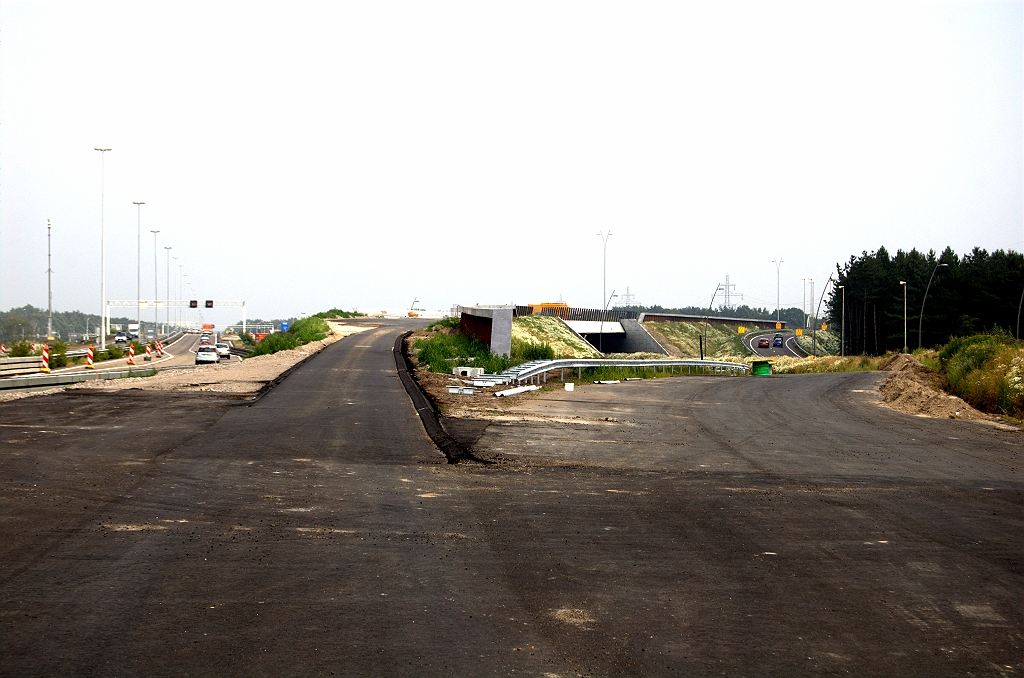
[2,320,1021,676]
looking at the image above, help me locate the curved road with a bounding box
[743,329,807,358]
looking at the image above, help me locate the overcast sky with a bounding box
[2,1,1021,326]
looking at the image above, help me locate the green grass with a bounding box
[248,314,332,357]
[643,321,746,359]
[938,333,1024,418]
[311,308,365,319]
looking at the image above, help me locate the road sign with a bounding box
[280,322,290,332]
[775,322,782,329]
[737,326,746,334]
[795,328,803,336]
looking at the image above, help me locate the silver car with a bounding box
[215,342,231,359]
[195,345,219,365]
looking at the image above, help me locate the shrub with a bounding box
[311,308,365,319]
[106,345,124,360]
[426,316,461,332]
[938,333,1024,418]
[248,332,300,357]
[288,317,330,344]
[413,330,512,374]
[511,339,555,362]
[239,332,255,345]
[50,340,69,368]
[10,341,32,357]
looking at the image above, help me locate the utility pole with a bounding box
[133,202,145,328]
[597,231,612,352]
[800,278,807,327]
[808,279,814,326]
[900,281,908,353]
[47,219,54,340]
[772,258,783,324]
[164,247,172,332]
[151,230,160,327]
[838,285,845,357]
[918,262,948,349]
[94,148,111,348]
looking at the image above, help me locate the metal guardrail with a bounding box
[503,358,749,383]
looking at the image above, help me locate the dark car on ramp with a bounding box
[758,338,770,349]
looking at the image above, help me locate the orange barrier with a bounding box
[86,345,94,369]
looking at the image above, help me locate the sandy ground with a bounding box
[877,352,987,420]
[0,323,370,402]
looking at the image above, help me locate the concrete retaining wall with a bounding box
[620,319,669,354]
[457,306,513,358]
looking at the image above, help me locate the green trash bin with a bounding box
[751,360,772,376]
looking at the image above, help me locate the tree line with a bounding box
[824,247,1024,355]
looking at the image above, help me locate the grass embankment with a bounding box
[511,315,601,358]
[247,316,333,357]
[768,354,886,374]
[642,321,746,360]
[795,329,839,356]
[414,316,564,373]
[939,333,1023,419]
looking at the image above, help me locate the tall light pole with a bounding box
[838,285,845,357]
[46,219,54,340]
[900,280,908,353]
[133,202,145,327]
[164,246,172,332]
[597,231,612,351]
[94,148,111,348]
[917,262,948,349]
[150,230,160,327]
[172,257,180,328]
[772,258,783,324]
[800,277,807,328]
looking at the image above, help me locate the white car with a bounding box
[215,342,231,359]
[195,345,220,365]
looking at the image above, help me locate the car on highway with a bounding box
[773,335,784,347]
[757,337,770,349]
[114,332,129,344]
[195,345,219,365]
[215,342,231,359]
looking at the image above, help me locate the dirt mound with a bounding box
[878,354,984,420]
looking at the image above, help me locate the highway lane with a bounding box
[1,319,570,676]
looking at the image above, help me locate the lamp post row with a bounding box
[94,148,196,342]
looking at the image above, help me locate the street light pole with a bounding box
[164,247,172,333]
[133,202,145,328]
[800,277,806,327]
[917,262,948,349]
[94,148,111,349]
[900,281,908,353]
[597,231,612,352]
[772,258,783,324]
[838,285,845,357]
[46,219,54,339]
[150,230,160,328]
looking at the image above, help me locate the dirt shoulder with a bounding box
[877,353,986,421]
[0,322,371,402]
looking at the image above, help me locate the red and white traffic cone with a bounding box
[40,344,51,373]
[127,344,136,365]
[145,344,152,361]
[86,345,95,369]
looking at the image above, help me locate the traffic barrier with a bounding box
[145,344,152,361]
[155,341,163,357]
[40,344,51,373]
[86,345,94,369]
[0,343,6,356]
[127,344,136,365]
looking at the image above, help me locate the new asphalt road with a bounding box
[2,320,1020,676]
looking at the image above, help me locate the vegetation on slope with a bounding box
[642,321,746,360]
[938,332,1024,418]
[248,315,332,357]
